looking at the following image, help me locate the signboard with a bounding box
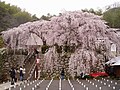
[111,44,116,52]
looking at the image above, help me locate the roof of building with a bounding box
[105,56,120,66]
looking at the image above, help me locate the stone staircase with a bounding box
[23,51,36,80]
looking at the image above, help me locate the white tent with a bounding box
[26,33,43,46]
[112,60,120,66]
[105,56,120,66]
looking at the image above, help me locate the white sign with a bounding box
[111,44,116,51]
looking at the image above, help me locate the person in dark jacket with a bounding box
[34,48,39,58]
[9,67,16,85]
[80,72,84,79]
[20,66,23,81]
[61,68,65,80]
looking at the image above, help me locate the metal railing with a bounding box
[23,51,34,65]
[27,60,37,80]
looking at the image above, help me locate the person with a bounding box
[23,67,26,79]
[34,48,39,58]
[20,66,23,81]
[61,68,65,80]
[80,72,84,79]
[9,67,16,85]
[36,58,40,64]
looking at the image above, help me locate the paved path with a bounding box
[71,80,85,90]
[49,80,59,90]
[0,81,23,90]
[62,80,72,90]
[1,78,120,90]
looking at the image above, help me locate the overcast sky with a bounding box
[1,0,120,17]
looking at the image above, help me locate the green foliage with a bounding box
[0,1,11,31]
[32,14,39,21]
[103,7,120,28]
[0,53,3,71]
[0,1,39,32]
[40,13,54,21]
[81,8,103,16]
[40,15,50,21]
[64,45,70,53]
[14,11,32,24]
[8,5,21,15]
[63,45,75,53]
[84,75,93,79]
[0,49,5,82]
[0,36,4,48]
[55,43,62,53]
[41,45,49,54]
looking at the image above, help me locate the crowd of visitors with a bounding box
[9,66,25,85]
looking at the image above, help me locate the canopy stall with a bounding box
[105,56,120,66]
[105,56,120,77]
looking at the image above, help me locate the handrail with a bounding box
[28,59,36,75]
[19,50,36,80]
[24,51,34,63]
[27,59,37,80]
[21,51,34,66]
